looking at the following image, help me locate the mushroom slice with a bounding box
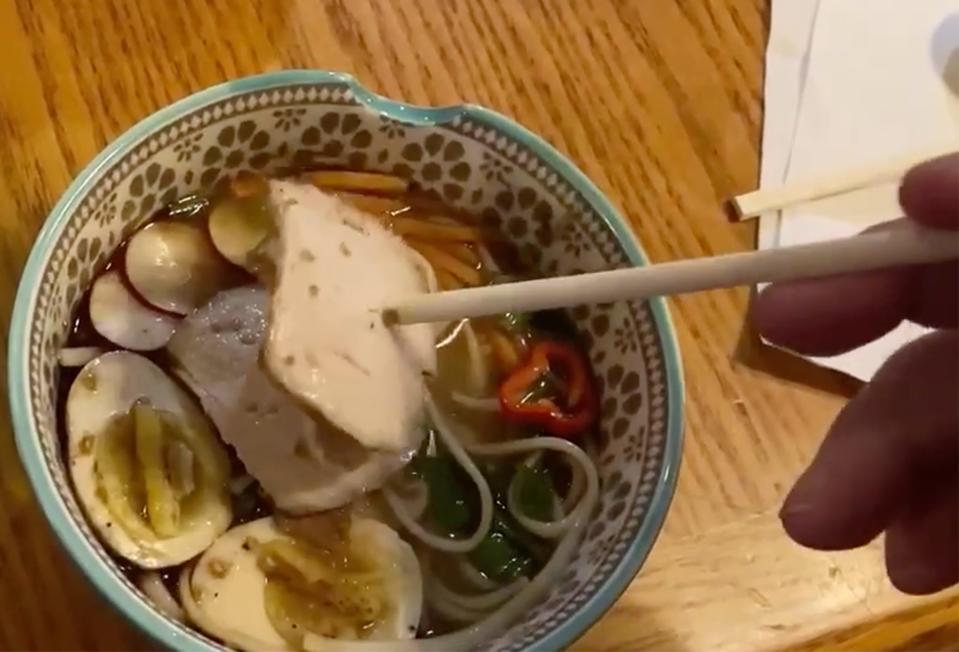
[208,195,274,269]
[125,221,235,315]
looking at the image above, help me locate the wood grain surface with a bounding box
[0,1,955,650]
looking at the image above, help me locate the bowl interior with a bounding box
[10,73,682,652]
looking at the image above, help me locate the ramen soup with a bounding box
[58,170,602,651]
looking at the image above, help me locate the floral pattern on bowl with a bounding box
[8,71,684,652]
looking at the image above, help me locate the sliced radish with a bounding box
[207,197,273,268]
[125,222,235,315]
[89,271,178,350]
[58,346,107,367]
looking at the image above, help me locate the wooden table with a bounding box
[0,1,955,650]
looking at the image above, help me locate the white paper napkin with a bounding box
[757,0,820,251]
[758,0,959,381]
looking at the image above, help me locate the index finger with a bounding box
[899,152,959,229]
[754,153,959,355]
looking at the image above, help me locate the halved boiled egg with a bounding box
[66,351,232,568]
[180,515,422,651]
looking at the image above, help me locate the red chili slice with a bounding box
[498,340,598,438]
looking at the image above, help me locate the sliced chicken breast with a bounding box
[166,286,410,513]
[264,181,436,452]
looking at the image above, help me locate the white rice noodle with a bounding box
[424,587,488,624]
[449,391,500,413]
[408,248,449,339]
[425,574,530,626]
[563,461,586,513]
[388,475,429,521]
[435,318,465,348]
[58,346,106,368]
[505,450,582,539]
[421,436,600,651]
[459,320,487,395]
[137,571,185,622]
[519,451,565,521]
[457,559,499,592]
[409,248,439,294]
[430,575,530,613]
[384,394,493,553]
[420,556,486,624]
[475,243,501,276]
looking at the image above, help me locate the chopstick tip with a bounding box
[723,198,746,222]
[381,308,399,326]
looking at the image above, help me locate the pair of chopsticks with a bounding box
[386,151,959,325]
[731,143,959,220]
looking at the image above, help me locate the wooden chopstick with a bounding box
[732,144,959,220]
[386,222,958,325]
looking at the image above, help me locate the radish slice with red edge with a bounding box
[89,270,178,350]
[125,221,235,315]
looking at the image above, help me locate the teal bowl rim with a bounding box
[8,70,684,652]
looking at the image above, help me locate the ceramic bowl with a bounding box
[8,71,683,651]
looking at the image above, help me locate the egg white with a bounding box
[67,351,232,568]
[183,516,423,651]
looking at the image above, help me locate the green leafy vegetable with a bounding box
[490,510,550,565]
[467,506,553,583]
[412,446,557,583]
[482,462,513,508]
[515,464,555,521]
[501,312,531,335]
[468,526,533,582]
[414,455,472,534]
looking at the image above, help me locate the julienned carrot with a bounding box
[447,243,480,266]
[309,170,409,195]
[338,192,409,217]
[407,238,479,267]
[390,216,481,242]
[409,240,482,287]
[487,328,521,372]
[435,268,461,291]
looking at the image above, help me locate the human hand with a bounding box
[752,153,959,595]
